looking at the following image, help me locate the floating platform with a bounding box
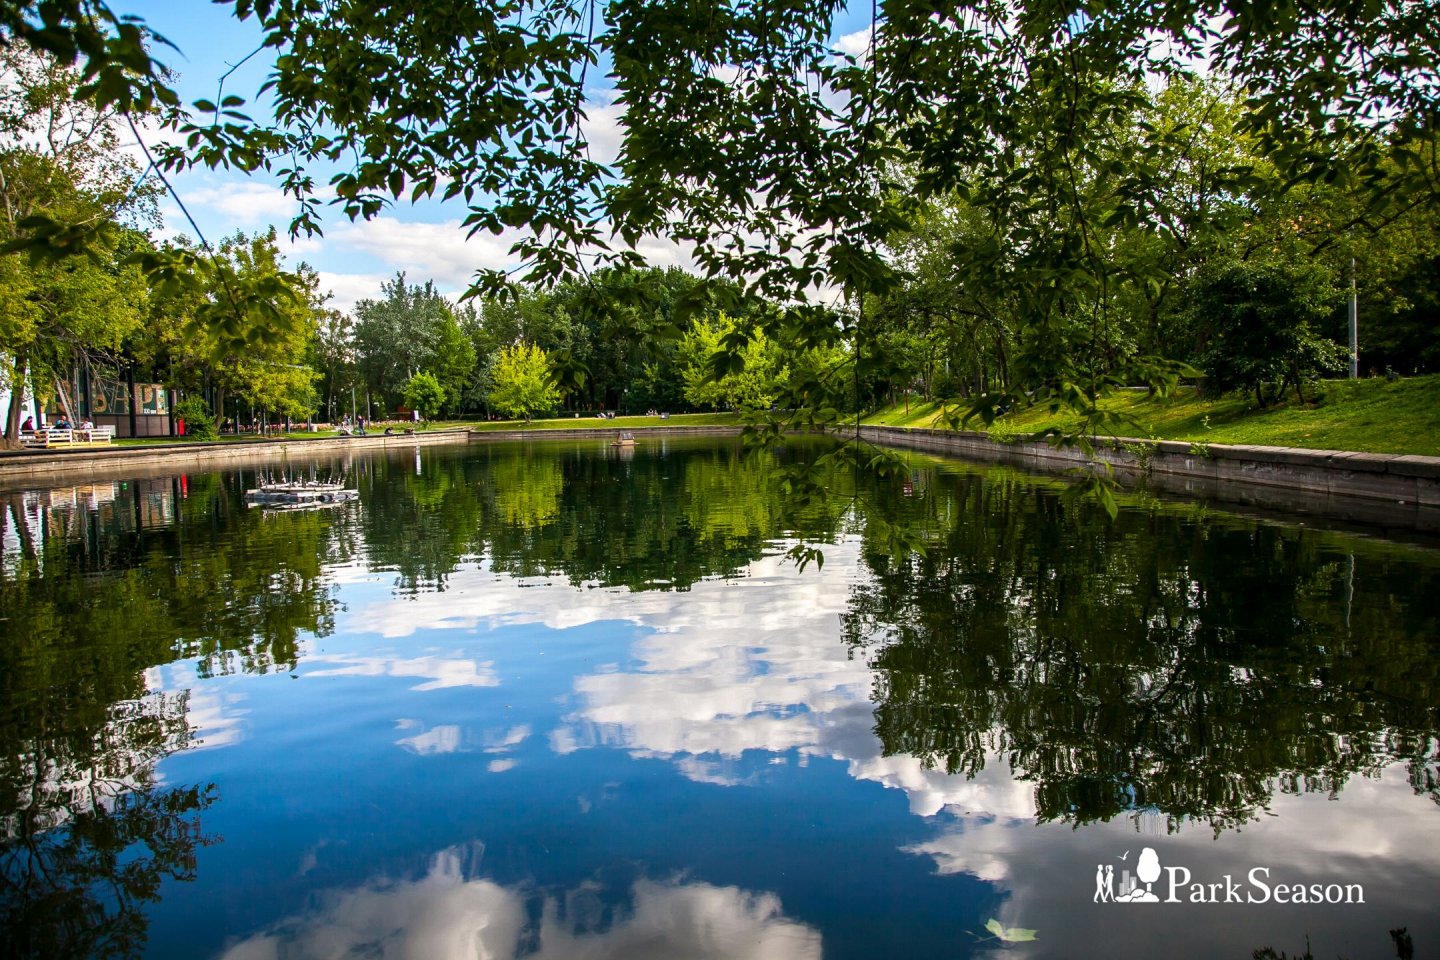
[244,482,359,507]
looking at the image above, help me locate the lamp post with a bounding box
[1348,256,1358,379]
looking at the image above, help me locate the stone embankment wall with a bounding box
[468,425,746,442]
[857,425,1440,531]
[0,429,470,490]
[5,420,1435,532]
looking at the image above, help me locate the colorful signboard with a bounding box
[136,383,169,415]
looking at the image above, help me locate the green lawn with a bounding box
[861,375,1440,457]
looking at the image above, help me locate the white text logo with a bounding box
[1093,848,1365,905]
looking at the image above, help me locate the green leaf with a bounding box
[985,918,1039,942]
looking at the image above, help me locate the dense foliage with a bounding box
[0,0,1436,453]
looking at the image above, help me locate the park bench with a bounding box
[20,428,69,447]
[19,426,115,448]
[80,426,115,444]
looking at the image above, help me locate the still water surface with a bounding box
[2,438,1438,959]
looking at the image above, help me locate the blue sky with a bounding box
[115,1,874,312]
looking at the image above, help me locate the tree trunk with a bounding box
[4,352,28,449]
[53,376,77,423]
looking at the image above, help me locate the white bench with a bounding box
[80,426,115,444]
[19,426,115,447]
[20,429,68,447]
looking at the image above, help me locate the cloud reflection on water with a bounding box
[339,546,1032,820]
[219,847,820,960]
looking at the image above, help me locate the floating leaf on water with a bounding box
[985,918,1039,943]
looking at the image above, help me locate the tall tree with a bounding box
[0,46,156,446]
[4,0,1439,481]
[1189,259,1348,406]
[134,229,323,424]
[487,341,561,423]
[677,313,789,412]
[352,273,470,414]
[309,308,358,423]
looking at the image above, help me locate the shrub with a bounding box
[174,395,217,440]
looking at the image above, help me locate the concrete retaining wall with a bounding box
[468,425,746,442]
[857,425,1440,532]
[0,429,471,490]
[7,418,1435,532]
[0,425,745,490]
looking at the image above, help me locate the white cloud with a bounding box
[340,547,1029,817]
[579,94,625,168]
[834,27,875,60]
[303,651,500,691]
[397,724,464,755]
[311,270,391,314]
[146,663,248,752]
[483,725,532,753]
[186,181,299,225]
[219,849,820,960]
[322,217,527,293]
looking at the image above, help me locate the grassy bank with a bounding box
[861,375,1440,457]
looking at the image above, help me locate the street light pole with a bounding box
[1348,256,1359,379]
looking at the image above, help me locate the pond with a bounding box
[2,437,1438,959]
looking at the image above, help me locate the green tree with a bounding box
[7,0,1437,393]
[429,310,476,415]
[133,229,322,426]
[487,341,561,423]
[6,0,1440,525]
[401,369,445,421]
[678,314,788,412]
[310,308,358,423]
[352,273,461,412]
[1189,260,1348,406]
[173,394,217,439]
[0,47,156,446]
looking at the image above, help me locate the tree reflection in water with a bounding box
[1,474,335,958]
[841,465,1440,831]
[2,441,1439,957]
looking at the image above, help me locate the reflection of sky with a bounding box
[147,664,248,752]
[913,766,1440,959]
[336,547,1034,819]
[220,847,821,960]
[302,652,500,690]
[136,538,1440,959]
